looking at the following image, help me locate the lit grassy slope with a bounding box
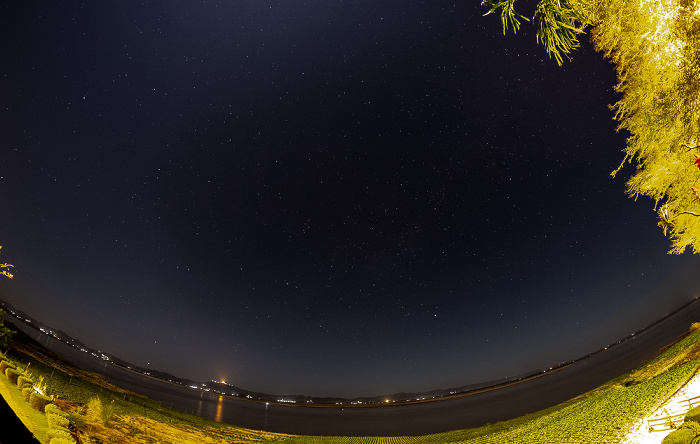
[3,325,700,443]
[0,367,49,442]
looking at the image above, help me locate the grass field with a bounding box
[3,326,700,443]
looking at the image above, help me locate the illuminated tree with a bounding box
[0,246,13,279]
[481,0,598,64]
[591,0,700,253]
[485,0,700,253]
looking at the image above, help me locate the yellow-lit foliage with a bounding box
[0,246,13,279]
[484,0,700,252]
[482,0,597,64]
[591,0,700,253]
[85,396,107,430]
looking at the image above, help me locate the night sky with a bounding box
[2,1,700,398]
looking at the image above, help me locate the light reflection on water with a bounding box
[197,392,204,417]
[215,396,223,423]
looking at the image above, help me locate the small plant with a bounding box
[86,396,102,419]
[86,396,116,428]
[85,396,116,427]
[101,399,115,427]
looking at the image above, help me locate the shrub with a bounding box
[5,367,19,385]
[684,421,700,435]
[29,393,53,412]
[22,387,32,402]
[45,404,70,418]
[45,427,73,443]
[687,406,700,424]
[0,359,15,373]
[17,375,33,390]
[663,428,696,444]
[47,437,75,444]
[47,412,71,428]
[46,428,75,444]
[663,423,700,444]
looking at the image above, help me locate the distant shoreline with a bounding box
[5,312,572,408]
[4,295,699,409]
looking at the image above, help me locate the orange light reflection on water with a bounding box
[215,396,223,423]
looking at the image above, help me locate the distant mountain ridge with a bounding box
[1,297,513,403]
[5,297,693,405]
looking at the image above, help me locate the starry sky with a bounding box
[2,1,700,398]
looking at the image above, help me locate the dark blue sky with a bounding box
[2,1,700,397]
